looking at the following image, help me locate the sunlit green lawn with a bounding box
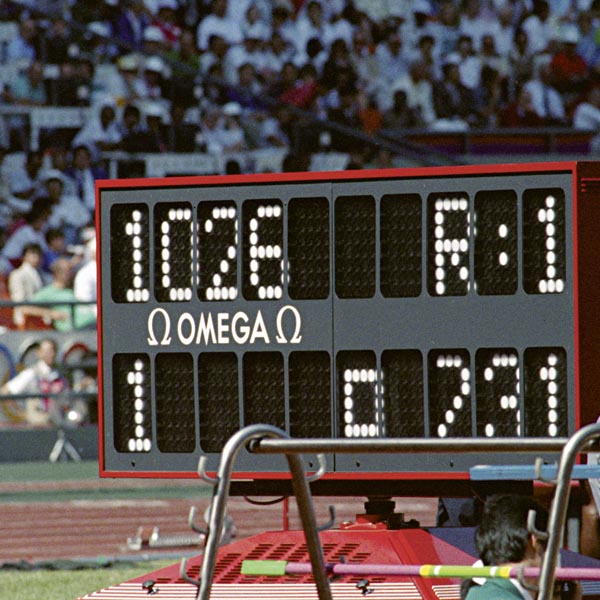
[0,560,175,600]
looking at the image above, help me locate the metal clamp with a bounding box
[179,557,202,588]
[534,457,558,486]
[198,455,219,485]
[306,453,327,483]
[527,508,549,542]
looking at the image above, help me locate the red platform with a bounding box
[78,528,474,599]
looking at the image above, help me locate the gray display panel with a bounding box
[98,171,575,476]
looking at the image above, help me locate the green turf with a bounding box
[0,460,100,482]
[0,559,175,600]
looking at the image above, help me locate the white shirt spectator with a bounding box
[74,238,97,320]
[1,226,48,263]
[48,194,91,231]
[521,13,556,54]
[390,71,436,125]
[197,12,243,51]
[573,96,600,130]
[523,78,566,121]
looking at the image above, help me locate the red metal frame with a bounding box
[95,161,600,481]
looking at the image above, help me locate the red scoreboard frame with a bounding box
[96,161,600,493]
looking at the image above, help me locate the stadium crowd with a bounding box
[0,0,599,330]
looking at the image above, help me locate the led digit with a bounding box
[523,189,566,294]
[198,202,238,301]
[198,352,239,452]
[154,203,194,302]
[155,353,195,452]
[523,348,567,437]
[289,351,331,438]
[381,350,424,436]
[243,352,285,428]
[427,194,470,296]
[474,190,518,295]
[110,205,150,303]
[337,352,381,438]
[242,200,285,301]
[112,354,152,453]
[428,350,471,437]
[476,349,520,437]
[380,194,422,298]
[335,196,376,298]
[288,197,330,300]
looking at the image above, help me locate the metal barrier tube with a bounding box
[196,424,332,600]
[251,438,569,454]
[537,422,600,600]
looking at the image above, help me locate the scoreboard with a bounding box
[96,161,600,486]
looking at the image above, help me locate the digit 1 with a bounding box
[127,358,151,452]
[523,348,567,437]
[110,204,150,303]
[243,200,284,300]
[198,202,238,301]
[522,189,566,294]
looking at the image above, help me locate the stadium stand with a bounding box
[0,0,599,432]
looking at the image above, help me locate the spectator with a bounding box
[72,98,122,161]
[262,31,295,83]
[430,0,461,57]
[390,58,436,127]
[0,338,68,427]
[73,236,98,324]
[523,62,568,125]
[142,25,169,56]
[134,55,167,101]
[27,257,95,332]
[258,104,292,148]
[119,103,157,152]
[375,30,409,109]
[432,55,477,130]
[46,145,77,197]
[101,54,141,107]
[153,0,182,49]
[459,0,497,52]
[6,18,37,63]
[382,89,423,130]
[292,0,332,55]
[114,0,151,52]
[520,0,556,56]
[321,38,358,92]
[508,28,536,96]
[43,16,72,65]
[7,242,44,327]
[498,86,546,127]
[1,197,52,268]
[166,28,201,106]
[42,227,70,275]
[217,101,248,151]
[3,61,47,151]
[550,25,589,101]
[7,150,43,203]
[462,494,550,600]
[164,103,198,152]
[65,144,107,213]
[224,30,268,87]
[226,62,264,111]
[573,86,600,150]
[196,0,243,51]
[43,171,91,246]
[142,102,168,152]
[455,35,482,90]
[474,65,505,127]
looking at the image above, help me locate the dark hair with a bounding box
[475,495,548,566]
[23,242,42,256]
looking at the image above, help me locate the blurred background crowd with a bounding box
[0,0,599,429]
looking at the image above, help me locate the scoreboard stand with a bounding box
[87,161,600,598]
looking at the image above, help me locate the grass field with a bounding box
[0,559,175,600]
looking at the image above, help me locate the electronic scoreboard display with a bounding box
[97,161,600,488]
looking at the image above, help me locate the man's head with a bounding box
[475,495,548,566]
[50,257,73,287]
[22,243,43,268]
[37,338,58,368]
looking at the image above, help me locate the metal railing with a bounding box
[184,423,600,600]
